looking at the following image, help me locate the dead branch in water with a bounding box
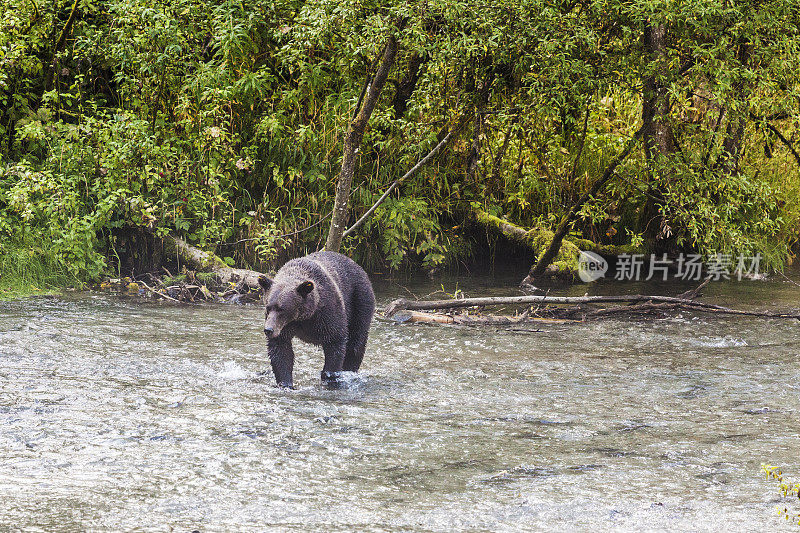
[387,310,580,326]
[384,293,730,316]
[385,278,800,323]
[138,279,182,303]
[676,277,710,299]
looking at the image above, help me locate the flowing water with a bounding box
[1,272,799,532]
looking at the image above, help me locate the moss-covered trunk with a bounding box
[471,209,641,283]
[161,234,265,290]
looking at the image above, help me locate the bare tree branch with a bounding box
[342,128,456,238]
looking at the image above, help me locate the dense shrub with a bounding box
[1,0,799,282]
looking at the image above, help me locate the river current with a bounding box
[1,273,799,531]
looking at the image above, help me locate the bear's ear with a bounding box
[297,280,314,298]
[258,275,273,292]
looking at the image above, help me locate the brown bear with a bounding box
[258,251,375,388]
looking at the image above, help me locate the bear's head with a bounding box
[258,275,316,339]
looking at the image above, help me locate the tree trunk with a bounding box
[719,42,751,175]
[523,128,643,283]
[45,0,80,92]
[324,35,398,253]
[392,52,425,119]
[641,25,677,161]
[639,23,677,248]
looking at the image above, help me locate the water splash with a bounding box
[217,361,249,380]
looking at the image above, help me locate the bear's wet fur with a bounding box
[258,251,376,388]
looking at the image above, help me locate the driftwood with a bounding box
[138,279,181,303]
[385,279,800,323]
[384,293,735,316]
[388,310,579,326]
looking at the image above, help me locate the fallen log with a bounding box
[471,209,641,280]
[472,210,580,278]
[385,294,729,316]
[385,286,800,322]
[388,310,579,326]
[160,233,266,291]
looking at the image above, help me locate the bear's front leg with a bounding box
[321,337,347,388]
[268,338,295,389]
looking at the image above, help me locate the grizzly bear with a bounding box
[258,251,375,388]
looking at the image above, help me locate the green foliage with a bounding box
[0,232,78,299]
[658,166,797,267]
[1,0,799,282]
[375,197,449,269]
[163,274,187,285]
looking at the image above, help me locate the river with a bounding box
[1,272,799,531]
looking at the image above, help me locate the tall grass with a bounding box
[0,234,79,299]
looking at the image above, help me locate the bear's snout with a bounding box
[264,316,283,338]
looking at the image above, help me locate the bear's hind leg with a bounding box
[321,337,348,386]
[342,289,375,372]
